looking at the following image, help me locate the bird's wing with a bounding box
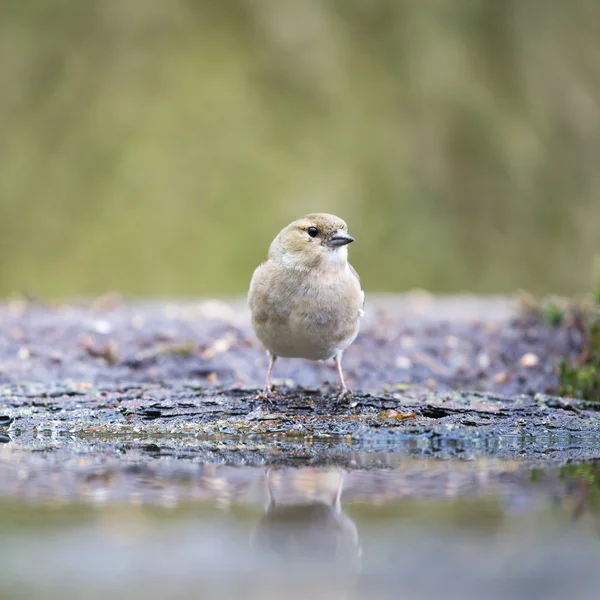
[349,263,365,316]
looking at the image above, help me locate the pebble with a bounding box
[519,352,540,368]
[493,371,510,384]
[395,356,412,369]
[477,352,491,370]
[91,320,112,335]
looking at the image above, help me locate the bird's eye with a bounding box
[307,226,319,238]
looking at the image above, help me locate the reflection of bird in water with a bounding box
[251,468,361,568]
[552,477,593,525]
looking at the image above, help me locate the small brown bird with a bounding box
[248,214,364,397]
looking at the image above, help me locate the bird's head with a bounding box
[270,214,355,270]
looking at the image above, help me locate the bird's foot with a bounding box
[256,389,278,404]
[333,387,353,405]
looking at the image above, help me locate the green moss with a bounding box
[559,320,600,401]
[556,259,600,401]
[542,303,564,327]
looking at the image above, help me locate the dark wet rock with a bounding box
[0,415,14,427]
[2,380,600,462]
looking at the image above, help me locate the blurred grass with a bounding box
[1,0,599,297]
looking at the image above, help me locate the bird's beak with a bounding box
[327,230,355,247]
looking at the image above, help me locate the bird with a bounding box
[248,213,364,398]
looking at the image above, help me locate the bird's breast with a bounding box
[249,262,362,360]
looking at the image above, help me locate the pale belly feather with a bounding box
[251,268,362,361]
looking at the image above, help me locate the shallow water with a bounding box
[1,441,600,600]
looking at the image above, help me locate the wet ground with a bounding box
[0,293,584,396]
[1,295,600,599]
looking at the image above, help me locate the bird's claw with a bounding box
[333,387,353,405]
[256,389,278,404]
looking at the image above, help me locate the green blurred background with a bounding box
[1,0,599,298]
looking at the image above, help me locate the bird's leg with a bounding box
[257,353,278,400]
[264,353,277,394]
[264,467,276,510]
[332,469,345,514]
[333,353,352,401]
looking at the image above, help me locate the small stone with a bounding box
[476,353,491,370]
[493,371,510,384]
[91,320,112,335]
[519,352,539,368]
[212,338,231,354]
[395,356,412,369]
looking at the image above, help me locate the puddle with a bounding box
[1,443,600,600]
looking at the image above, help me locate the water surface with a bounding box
[1,442,599,600]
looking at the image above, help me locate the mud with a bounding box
[0,294,584,395]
